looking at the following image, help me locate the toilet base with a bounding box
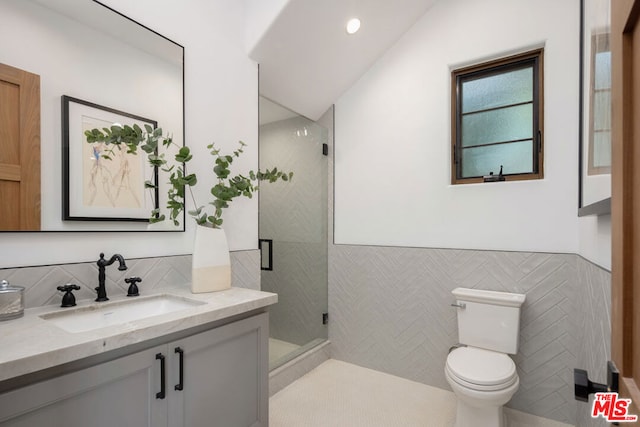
[454,399,506,427]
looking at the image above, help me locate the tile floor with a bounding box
[270,359,574,427]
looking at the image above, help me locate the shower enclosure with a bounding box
[258,96,328,370]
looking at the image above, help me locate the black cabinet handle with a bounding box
[174,347,184,391]
[156,353,166,399]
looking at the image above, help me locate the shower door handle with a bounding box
[259,239,273,271]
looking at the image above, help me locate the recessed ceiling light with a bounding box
[346,18,361,35]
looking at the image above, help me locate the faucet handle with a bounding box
[57,284,80,307]
[57,284,80,292]
[125,277,142,297]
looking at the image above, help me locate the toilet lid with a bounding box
[446,347,516,387]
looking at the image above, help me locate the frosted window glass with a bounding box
[462,67,533,113]
[461,104,532,147]
[594,51,611,90]
[592,132,611,168]
[461,140,533,178]
[593,91,611,130]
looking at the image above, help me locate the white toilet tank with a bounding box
[452,287,526,354]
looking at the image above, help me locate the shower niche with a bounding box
[258,96,329,370]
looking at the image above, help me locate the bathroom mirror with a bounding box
[578,0,611,215]
[0,0,184,231]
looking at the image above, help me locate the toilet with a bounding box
[445,287,526,427]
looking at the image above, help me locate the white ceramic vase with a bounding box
[191,225,231,293]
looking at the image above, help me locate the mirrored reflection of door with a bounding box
[258,96,328,370]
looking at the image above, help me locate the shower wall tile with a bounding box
[1,250,260,308]
[328,245,612,425]
[262,242,327,345]
[259,114,329,348]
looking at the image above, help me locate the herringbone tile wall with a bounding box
[262,241,328,346]
[259,114,329,348]
[0,250,260,308]
[328,245,611,425]
[575,257,611,427]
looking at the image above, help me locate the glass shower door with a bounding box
[258,97,328,370]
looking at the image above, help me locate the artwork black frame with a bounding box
[62,95,159,222]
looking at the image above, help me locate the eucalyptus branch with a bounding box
[84,125,292,229]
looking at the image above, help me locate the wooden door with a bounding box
[611,0,640,415]
[0,63,40,231]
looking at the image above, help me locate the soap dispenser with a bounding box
[0,280,25,321]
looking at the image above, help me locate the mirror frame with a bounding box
[1,0,185,232]
[578,0,612,217]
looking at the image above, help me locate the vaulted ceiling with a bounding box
[248,0,439,120]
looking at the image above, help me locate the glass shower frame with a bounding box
[258,97,329,371]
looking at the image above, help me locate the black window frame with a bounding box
[451,49,544,184]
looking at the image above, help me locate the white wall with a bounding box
[244,0,291,55]
[335,0,581,253]
[579,216,611,269]
[0,0,259,268]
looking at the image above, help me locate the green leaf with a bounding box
[212,199,228,209]
[176,147,192,163]
[148,158,164,167]
[213,164,230,179]
[188,206,203,216]
[149,215,165,224]
[167,200,182,209]
[183,173,197,186]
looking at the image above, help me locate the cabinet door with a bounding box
[0,345,167,427]
[169,313,269,427]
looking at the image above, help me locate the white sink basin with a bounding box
[40,294,206,333]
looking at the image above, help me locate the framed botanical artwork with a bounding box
[578,0,612,215]
[62,95,158,221]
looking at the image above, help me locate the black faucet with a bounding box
[95,253,127,301]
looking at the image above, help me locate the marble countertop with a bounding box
[0,285,277,383]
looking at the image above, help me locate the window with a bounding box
[451,49,543,184]
[588,34,611,175]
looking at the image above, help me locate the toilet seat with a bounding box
[446,346,517,392]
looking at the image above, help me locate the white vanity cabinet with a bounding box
[0,344,167,426]
[0,312,268,427]
[167,311,269,427]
